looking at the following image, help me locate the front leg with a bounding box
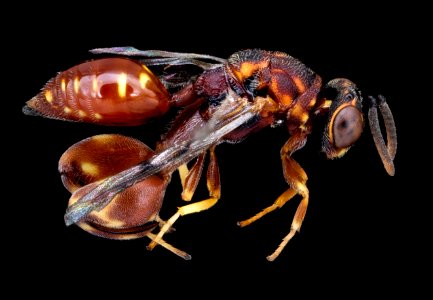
[238,130,309,261]
[269,130,310,261]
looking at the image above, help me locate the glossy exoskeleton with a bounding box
[23,47,397,261]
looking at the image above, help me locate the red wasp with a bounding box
[23,47,397,261]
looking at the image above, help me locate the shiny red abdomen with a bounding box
[25,58,170,126]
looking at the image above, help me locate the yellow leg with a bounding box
[147,233,191,260]
[238,188,297,227]
[154,215,175,233]
[237,130,311,261]
[265,131,310,261]
[148,147,220,251]
[178,164,189,188]
[266,188,309,261]
[148,198,219,250]
[206,147,220,198]
[181,153,206,201]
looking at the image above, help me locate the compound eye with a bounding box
[332,106,363,148]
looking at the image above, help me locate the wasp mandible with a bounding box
[23,47,397,261]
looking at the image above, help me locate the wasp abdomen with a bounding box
[60,134,168,239]
[24,58,170,126]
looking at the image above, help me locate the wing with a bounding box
[90,46,227,66]
[90,47,227,91]
[64,90,265,225]
[23,48,226,126]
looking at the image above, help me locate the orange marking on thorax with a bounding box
[291,105,309,124]
[238,61,268,80]
[290,97,317,125]
[258,95,280,117]
[293,77,306,93]
[269,74,293,108]
[308,97,317,108]
[282,95,293,107]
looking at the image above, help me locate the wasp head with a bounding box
[321,78,364,159]
[320,78,397,176]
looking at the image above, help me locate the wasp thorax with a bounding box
[60,134,168,239]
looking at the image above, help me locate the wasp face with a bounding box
[322,78,364,159]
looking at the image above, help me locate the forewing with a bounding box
[64,90,264,225]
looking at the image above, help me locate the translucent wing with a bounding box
[90,46,227,66]
[91,47,227,90]
[64,90,264,225]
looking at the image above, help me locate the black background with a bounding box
[6,3,425,296]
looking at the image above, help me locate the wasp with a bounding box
[23,47,397,261]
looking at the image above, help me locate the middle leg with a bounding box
[148,147,221,251]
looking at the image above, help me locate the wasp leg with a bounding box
[237,131,308,226]
[146,233,191,260]
[154,215,176,233]
[237,188,297,227]
[267,131,309,261]
[147,147,220,251]
[237,131,309,261]
[181,153,206,201]
[178,164,189,189]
